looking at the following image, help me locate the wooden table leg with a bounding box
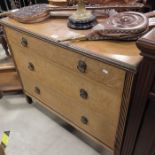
[0,91,3,99]
[25,95,33,104]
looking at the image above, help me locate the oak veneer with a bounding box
[0,57,22,96]
[6,27,126,149]
[0,17,142,154]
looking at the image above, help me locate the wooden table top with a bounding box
[0,17,142,73]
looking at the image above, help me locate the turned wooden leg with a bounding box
[0,91,3,99]
[25,95,33,104]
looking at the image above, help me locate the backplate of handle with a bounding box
[77,60,87,73]
[34,86,40,95]
[21,37,28,47]
[28,62,35,71]
[81,116,88,125]
[80,89,88,99]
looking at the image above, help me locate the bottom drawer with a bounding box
[21,73,118,149]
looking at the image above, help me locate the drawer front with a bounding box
[6,27,126,149]
[20,72,120,149]
[6,27,124,88]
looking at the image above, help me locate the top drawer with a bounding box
[5,27,125,88]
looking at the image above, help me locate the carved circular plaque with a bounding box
[87,11,149,41]
[105,11,148,33]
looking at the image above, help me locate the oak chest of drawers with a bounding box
[0,17,142,154]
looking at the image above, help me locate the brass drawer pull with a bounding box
[21,37,28,47]
[81,116,88,125]
[80,89,88,99]
[28,62,35,71]
[34,87,40,95]
[77,60,87,73]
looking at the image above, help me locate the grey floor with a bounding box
[0,46,112,155]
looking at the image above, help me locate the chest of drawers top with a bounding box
[0,17,142,73]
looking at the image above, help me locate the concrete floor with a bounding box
[0,95,112,155]
[0,46,112,155]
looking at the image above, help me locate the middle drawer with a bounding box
[14,48,124,118]
[12,47,125,149]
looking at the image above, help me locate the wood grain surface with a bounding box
[0,57,15,72]
[0,71,22,92]
[5,26,126,149]
[5,27,125,87]
[0,17,142,72]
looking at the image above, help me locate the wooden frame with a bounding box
[120,28,155,155]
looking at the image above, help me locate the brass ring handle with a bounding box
[80,89,88,99]
[81,116,88,125]
[21,37,28,47]
[34,87,40,95]
[28,62,35,71]
[77,60,87,73]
